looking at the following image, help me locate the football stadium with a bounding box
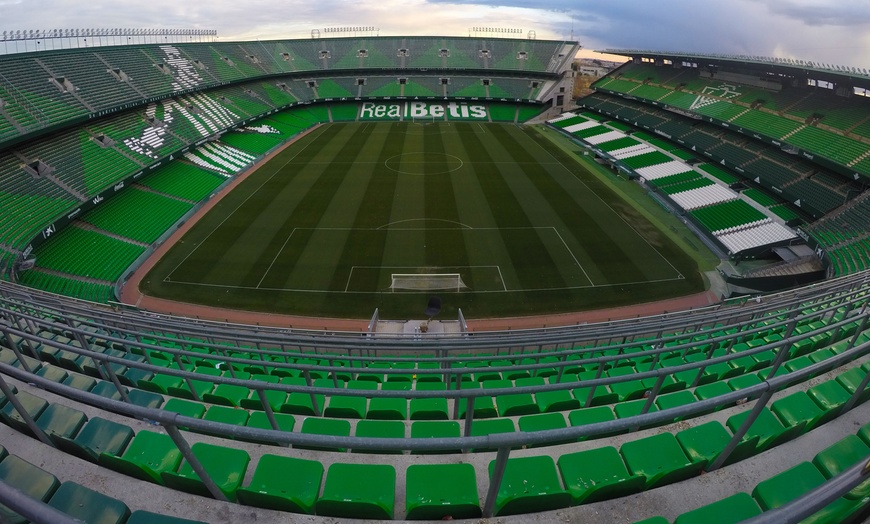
[0,22,869,524]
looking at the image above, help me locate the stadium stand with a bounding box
[4,37,870,523]
[577,92,856,219]
[594,60,870,177]
[1,270,870,521]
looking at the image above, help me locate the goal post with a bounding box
[411,115,439,124]
[390,273,467,292]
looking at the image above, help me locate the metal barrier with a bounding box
[1,337,868,517]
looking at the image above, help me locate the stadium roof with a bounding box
[600,48,870,84]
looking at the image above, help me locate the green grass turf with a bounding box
[140,122,706,319]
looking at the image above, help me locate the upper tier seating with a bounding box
[594,62,870,178]
[0,37,577,147]
[579,92,856,219]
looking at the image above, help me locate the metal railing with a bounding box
[1,336,868,517]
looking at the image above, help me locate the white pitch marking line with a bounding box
[551,227,594,287]
[166,124,331,281]
[257,228,297,289]
[344,266,356,293]
[496,265,508,291]
[523,127,685,280]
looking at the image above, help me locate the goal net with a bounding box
[390,273,468,292]
[411,115,439,124]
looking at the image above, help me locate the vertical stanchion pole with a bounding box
[482,446,511,517]
[164,423,229,501]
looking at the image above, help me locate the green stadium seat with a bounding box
[237,454,324,513]
[572,373,619,407]
[812,435,870,500]
[457,384,498,418]
[128,389,165,409]
[673,492,762,524]
[410,397,449,420]
[654,390,697,422]
[202,383,250,407]
[35,364,68,383]
[535,387,580,413]
[161,442,250,501]
[557,446,645,504]
[55,417,133,463]
[621,433,706,489]
[1,390,49,435]
[239,387,287,412]
[727,373,763,392]
[99,430,182,484]
[34,403,87,444]
[771,391,827,431]
[316,463,396,519]
[807,380,852,416]
[138,373,183,395]
[614,398,659,429]
[469,418,516,452]
[298,418,351,451]
[354,420,405,453]
[567,406,619,439]
[405,463,481,520]
[858,422,870,448]
[411,420,460,453]
[62,373,97,392]
[162,398,206,421]
[752,461,861,522]
[675,421,759,467]
[726,407,803,453]
[488,455,571,516]
[166,375,214,401]
[836,368,870,404]
[518,412,572,447]
[242,411,296,444]
[493,379,539,416]
[91,380,125,401]
[366,397,408,420]
[0,455,61,524]
[324,394,367,419]
[48,482,130,524]
[201,405,250,434]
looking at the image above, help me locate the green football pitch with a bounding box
[140,121,705,318]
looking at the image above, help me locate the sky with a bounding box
[1,0,869,67]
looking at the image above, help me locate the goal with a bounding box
[390,273,468,292]
[411,115,439,124]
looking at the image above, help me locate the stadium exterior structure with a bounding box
[0,37,869,522]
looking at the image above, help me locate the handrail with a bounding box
[2,301,867,403]
[742,457,870,524]
[1,339,867,452]
[0,480,80,524]
[2,270,868,356]
[2,339,868,516]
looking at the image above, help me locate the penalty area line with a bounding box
[257,229,298,289]
[551,227,594,287]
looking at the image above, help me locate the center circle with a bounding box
[384,152,464,176]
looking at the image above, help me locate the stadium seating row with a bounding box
[549,112,798,255]
[0,271,869,521]
[594,63,870,177]
[580,92,853,219]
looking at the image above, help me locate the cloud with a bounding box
[0,0,867,67]
[763,0,870,26]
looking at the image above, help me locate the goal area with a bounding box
[390,273,468,292]
[411,115,441,124]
